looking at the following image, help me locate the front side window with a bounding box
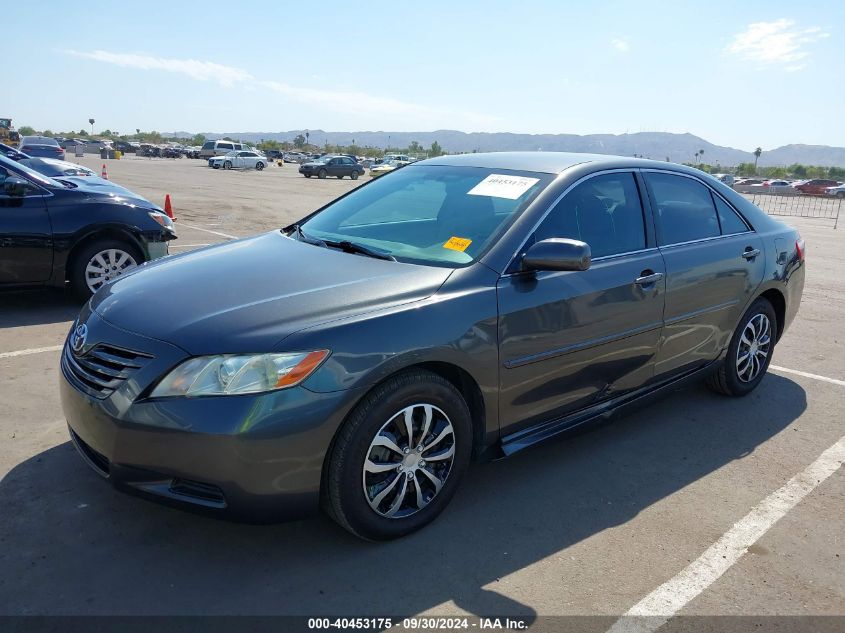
[534,172,646,258]
[300,165,552,267]
[218,143,233,150]
[202,141,215,150]
[646,173,720,245]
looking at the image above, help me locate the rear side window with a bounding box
[646,173,720,245]
[535,172,646,258]
[218,142,233,150]
[712,195,749,235]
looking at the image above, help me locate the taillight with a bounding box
[795,238,805,262]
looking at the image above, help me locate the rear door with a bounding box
[643,170,765,378]
[497,171,665,435]
[0,166,53,283]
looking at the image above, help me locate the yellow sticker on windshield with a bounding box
[443,236,472,252]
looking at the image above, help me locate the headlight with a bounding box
[148,211,173,229]
[150,350,329,398]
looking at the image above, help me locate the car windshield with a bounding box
[299,165,553,267]
[0,154,63,188]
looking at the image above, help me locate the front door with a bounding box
[642,170,766,378]
[0,166,53,284]
[497,171,665,436]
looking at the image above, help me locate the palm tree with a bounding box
[694,151,700,163]
[753,147,762,171]
[699,149,705,163]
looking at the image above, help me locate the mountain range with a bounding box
[168,130,845,167]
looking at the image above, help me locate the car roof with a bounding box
[416,151,688,175]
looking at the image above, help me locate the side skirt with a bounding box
[499,361,719,457]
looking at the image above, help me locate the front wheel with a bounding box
[304,173,311,178]
[318,169,327,179]
[324,370,472,540]
[223,161,232,169]
[70,240,142,299]
[707,298,777,396]
[256,162,265,171]
[837,191,845,199]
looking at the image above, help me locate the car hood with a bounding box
[57,177,159,208]
[90,231,453,355]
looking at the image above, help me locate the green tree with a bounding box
[18,125,36,135]
[78,129,89,136]
[736,162,757,176]
[293,134,306,149]
[408,140,422,155]
[828,166,845,179]
[753,147,762,170]
[193,133,206,146]
[699,148,704,163]
[42,129,54,137]
[789,164,807,178]
[430,141,443,157]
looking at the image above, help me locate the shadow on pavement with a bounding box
[0,375,806,617]
[0,288,81,328]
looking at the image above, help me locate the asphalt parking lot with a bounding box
[0,157,842,626]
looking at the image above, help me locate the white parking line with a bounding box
[0,345,63,359]
[606,434,845,633]
[176,222,239,239]
[169,243,211,249]
[770,365,845,388]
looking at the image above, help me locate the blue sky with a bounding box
[6,0,842,150]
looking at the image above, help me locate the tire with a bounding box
[212,164,219,169]
[837,192,845,199]
[304,174,311,178]
[350,171,359,180]
[223,161,232,170]
[256,162,265,171]
[325,370,472,541]
[318,169,327,179]
[70,239,142,299]
[337,174,344,179]
[707,298,777,397]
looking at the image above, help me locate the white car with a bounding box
[209,150,267,170]
[826,183,845,198]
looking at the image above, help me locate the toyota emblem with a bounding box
[71,323,88,354]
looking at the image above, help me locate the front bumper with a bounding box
[60,309,361,522]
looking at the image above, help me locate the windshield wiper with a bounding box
[287,223,327,247]
[323,239,397,261]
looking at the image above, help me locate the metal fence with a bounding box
[743,193,841,229]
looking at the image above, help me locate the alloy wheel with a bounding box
[736,313,771,383]
[362,404,456,519]
[85,249,138,293]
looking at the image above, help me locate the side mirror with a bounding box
[522,238,591,272]
[3,177,28,198]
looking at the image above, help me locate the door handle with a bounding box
[634,272,664,286]
[742,248,761,260]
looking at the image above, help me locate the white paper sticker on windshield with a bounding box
[467,174,540,200]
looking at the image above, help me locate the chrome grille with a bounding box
[62,343,153,399]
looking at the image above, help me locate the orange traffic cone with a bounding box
[164,194,176,220]
[101,164,108,179]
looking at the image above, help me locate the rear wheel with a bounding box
[350,171,359,180]
[304,173,311,178]
[70,239,142,299]
[707,298,777,397]
[837,191,845,199]
[325,370,472,540]
[256,162,265,171]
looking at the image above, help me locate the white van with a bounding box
[200,140,245,158]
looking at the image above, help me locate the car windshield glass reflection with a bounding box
[300,165,552,267]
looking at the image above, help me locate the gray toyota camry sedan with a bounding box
[61,152,805,540]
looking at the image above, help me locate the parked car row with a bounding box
[732,177,843,196]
